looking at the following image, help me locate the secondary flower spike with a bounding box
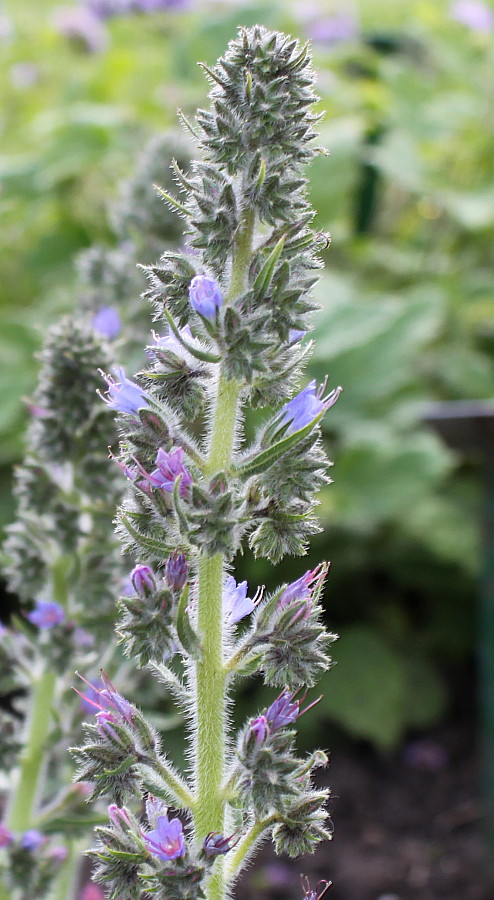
[99,367,149,415]
[142,814,185,861]
[188,275,222,319]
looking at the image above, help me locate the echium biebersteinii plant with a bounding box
[0,317,125,899]
[73,26,341,900]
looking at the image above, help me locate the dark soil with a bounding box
[238,723,491,900]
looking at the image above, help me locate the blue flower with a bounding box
[91,306,121,340]
[143,815,185,861]
[27,600,64,629]
[189,275,222,319]
[279,380,341,434]
[100,367,148,415]
[224,575,255,624]
[147,325,195,358]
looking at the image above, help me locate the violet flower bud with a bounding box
[202,831,239,857]
[188,275,222,319]
[130,564,157,598]
[165,552,187,591]
[108,804,132,829]
[27,600,64,629]
[99,367,148,415]
[249,714,269,745]
[142,815,185,861]
[265,690,299,730]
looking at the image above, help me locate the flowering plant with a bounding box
[2,24,341,900]
[72,26,340,900]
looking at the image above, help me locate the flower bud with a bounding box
[202,831,239,857]
[165,552,187,591]
[188,275,222,319]
[130,564,156,598]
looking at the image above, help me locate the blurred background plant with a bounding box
[1,0,493,782]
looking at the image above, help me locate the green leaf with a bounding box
[254,236,285,296]
[235,410,326,480]
[176,585,202,660]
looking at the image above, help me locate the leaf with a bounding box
[176,585,202,660]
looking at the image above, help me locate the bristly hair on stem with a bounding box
[72,25,340,900]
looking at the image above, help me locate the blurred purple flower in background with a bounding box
[308,13,358,45]
[91,306,121,340]
[20,829,44,850]
[27,600,64,629]
[52,5,108,53]
[450,0,494,31]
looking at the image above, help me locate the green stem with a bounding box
[141,757,195,810]
[193,209,254,900]
[224,816,276,883]
[50,839,76,900]
[6,666,57,832]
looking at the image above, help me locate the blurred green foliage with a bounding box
[1,0,493,748]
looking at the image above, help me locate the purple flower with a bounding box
[165,553,188,591]
[288,328,306,344]
[147,325,194,357]
[189,275,222,319]
[130,564,156,598]
[450,0,494,31]
[278,565,325,609]
[0,824,13,847]
[249,714,269,744]
[91,306,121,340]
[143,815,185,861]
[224,575,255,624]
[279,380,341,435]
[148,447,192,497]
[99,367,148,416]
[202,831,239,857]
[76,673,133,723]
[27,600,64,629]
[52,6,108,53]
[78,678,103,713]
[265,690,300,730]
[20,829,44,851]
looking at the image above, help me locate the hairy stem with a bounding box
[193,209,254,900]
[224,816,276,883]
